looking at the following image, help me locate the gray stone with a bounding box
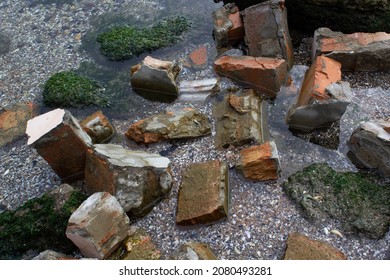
[33,250,74,260]
[170,242,218,260]
[347,121,390,177]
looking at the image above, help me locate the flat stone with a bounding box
[237,141,280,181]
[176,160,230,226]
[84,144,173,218]
[80,110,115,144]
[66,192,131,260]
[33,250,75,260]
[0,102,38,147]
[313,27,390,71]
[283,233,347,260]
[126,107,211,144]
[214,55,287,97]
[26,108,92,183]
[188,45,209,69]
[170,242,218,260]
[130,56,181,103]
[242,0,294,69]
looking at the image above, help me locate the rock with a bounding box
[107,227,161,260]
[130,56,181,103]
[33,250,75,260]
[188,45,209,69]
[213,3,245,52]
[242,0,294,69]
[176,160,230,226]
[170,242,218,260]
[283,233,347,260]
[214,88,269,148]
[312,27,390,72]
[214,0,267,11]
[84,144,173,218]
[66,192,131,260]
[347,120,390,177]
[126,107,211,144]
[0,31,11,55]
[283,163,390,239]
[237,141,280,181]
[80,111,115,144]
[178,78,220,102]
[286,56,351,133]
[26,108,92,183]
[214,55,288,97]
[0,102,38,147]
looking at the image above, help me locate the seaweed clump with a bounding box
[96,16,191,61]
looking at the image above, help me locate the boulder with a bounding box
[84,144,173,218]
[237,141,280,181]
[214,55,287,97]
[80,111,115,144]
[213,3,245,51]
[176,160,230,226]
[214,88,269,148]
[66,192,131,260]
[187,45,209,69]
[313,27,390,72]
[126,107,211,144]
[283,233,346,260]
[130,56,181,103]
[0,102,38,147]
[170,242,218,260]
[26,108,92,183]
[347,120,390,177]
[241,0,294,69]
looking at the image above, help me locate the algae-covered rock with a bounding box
[42,71,108,108]
[96,16,191,61]
[283,163,390,239]
[0,184,87,259]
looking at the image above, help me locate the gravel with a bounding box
[1,0,389,260]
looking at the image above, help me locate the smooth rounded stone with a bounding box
[170,242,218,260]
[0,31,11,55]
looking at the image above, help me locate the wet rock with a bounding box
[286,56,351,133]
[126,107,211,144]
[176,160,230,226]
[80,110,115,144]
[237,141,280,181]
[33,250,75,260]
[84,144,173,218]
[242,0,294,69]
[214,88,269,148]
[130,56,181,103]
[313,27,390,72]
[0,102,38,147]
[214,55,287,97]
[66,192,131,260]
[178,78,220,102]
[187,45,209,69]
[283,233,346,260]
[347,120,390,177]
[26,108,92,183]
[0,31,11,55]
[283,163,390,239]
[213,3,245,52]
[108,227,161,260]
[170,242,218,260]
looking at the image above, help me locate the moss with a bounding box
[0,191,87,259]
[96,16,191,61]
[42,71,109,108]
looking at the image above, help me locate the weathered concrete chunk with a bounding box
[213,3,245,51]
[237,141,280,181]
[214,55,287,97]
[242,0,294,69]
[214,88,269,148]
[66,192,131,259]
[84,144,173,217]
[170,242,218,260]
[176,160,230,226]
[283,233,347,260]
[26,108,92,183]
[286,56,351,132]
[0,102,38,147]
[130,56,181,103]
[313,27,390,71]
[108,227,161,260]
[80,110,115,144]
[126,107,211,144]
[347,120,390,177]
